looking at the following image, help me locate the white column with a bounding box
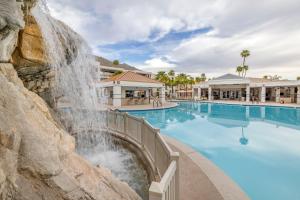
[246,85,250,102]
[198,88,202,98]
[261,86,266,103]
[276,87,281,103]
[297,86,300,104]
[159,87,165,103]
[220,89,223,100]
[113,85,122,107]
[208,87,212,101]
[193,88,197,98]
[290,87,295,103]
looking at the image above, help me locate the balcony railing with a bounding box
[106,111,179,200]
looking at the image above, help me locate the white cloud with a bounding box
[46,0,300,79]
[137,58,176,73]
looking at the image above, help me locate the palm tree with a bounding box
[263,75,269,79]
[195,73,207,83]
[243,65,249,77]
[175,73,189,98]
[200,73,206,81]
[195,77,201,83]
[236,66,243,76]
[168,70,175,97]
[155,71,170,91]
[155,71,166,81]
[241,50,250,66]
[240,50,250,77]
[271,75,282,80]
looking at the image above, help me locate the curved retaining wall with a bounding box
[106,111,179,200]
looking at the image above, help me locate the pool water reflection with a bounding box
[129,102,300,200]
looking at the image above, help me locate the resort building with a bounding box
[193,74,300,104]
[95,56,152,80]
[96,71,165,107]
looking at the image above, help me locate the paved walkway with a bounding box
[164,136,249,200]
[115,102,178,111]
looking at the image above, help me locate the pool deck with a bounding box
[164,136,250,200]
[174,99,300,108]
[114,101,178,111]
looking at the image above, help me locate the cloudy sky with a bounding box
[47,0,300,79]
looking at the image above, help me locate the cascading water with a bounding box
[32,1,149,199]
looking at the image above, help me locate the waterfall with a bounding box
[32,1,149,198]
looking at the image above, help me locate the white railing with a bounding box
[106,111,179,200]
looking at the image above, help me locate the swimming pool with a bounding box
[128,102,300,200]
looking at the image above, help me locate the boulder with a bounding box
[0,0,24,62]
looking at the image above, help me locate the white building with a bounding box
[96,71,165,108]
[193,74,300,104]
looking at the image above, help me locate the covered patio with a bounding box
[96,71,165,108]
[193,74,300,105]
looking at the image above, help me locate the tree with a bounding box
[236,66,243,76]
[175,73,189,98]
[155,71,170,90]
[263,75,269,79]
[271,75,282,80]
[195,73,207,83]
[167,70,176,97]
[200,73,206,81]
[240,50,250,77]
[155,71,167,81]
[113,70,123,76]
[243,65,249,77]
[297,76,300,80]
[241,50,250,66]
[168,70,175,77]
[113,60,119,65]
[195,77,201,83]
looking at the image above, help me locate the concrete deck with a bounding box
[164,136,250,200]
[115,101,178,111]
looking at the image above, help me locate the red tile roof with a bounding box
[102,71,161,84]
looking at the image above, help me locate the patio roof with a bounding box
[214,73,245,80]
[103,71,161,84]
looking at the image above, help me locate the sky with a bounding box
[46,0,300,79]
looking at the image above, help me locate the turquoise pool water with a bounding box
[128,102,300,200]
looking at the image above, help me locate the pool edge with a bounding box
[164,135,250,200]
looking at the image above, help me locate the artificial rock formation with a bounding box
[0,1,24,62]
[0,63,141,200]
[0,1,142,199]
[12,14,52,103]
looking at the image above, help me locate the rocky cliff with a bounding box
[0,1,141,200]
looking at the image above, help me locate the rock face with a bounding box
[0,1,24,62]
[0,1,142,199]
[12,14,53,104]
[0,63,142,200]
[1,0,51,103]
